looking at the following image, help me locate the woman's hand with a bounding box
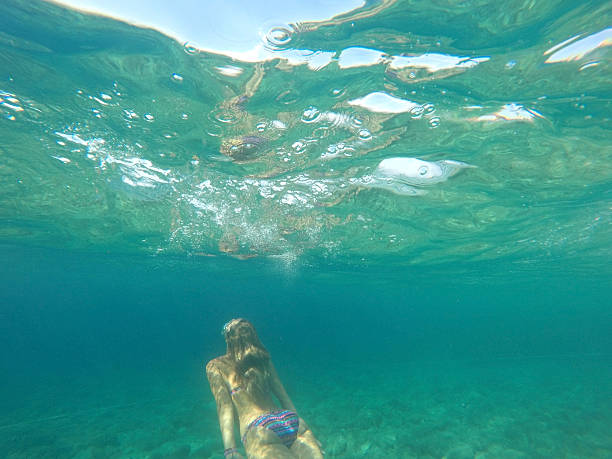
[224,447,244,458]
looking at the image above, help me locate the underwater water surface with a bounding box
[0,0,611,457]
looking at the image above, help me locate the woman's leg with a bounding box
[291,419,324,459]
[244,425,296,459]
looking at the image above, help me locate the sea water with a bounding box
[0,0,611,457]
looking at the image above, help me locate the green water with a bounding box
[1,0,611,457]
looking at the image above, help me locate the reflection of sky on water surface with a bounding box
[544,28,612,63]
[2,0,610,264]
[50,0,364,60]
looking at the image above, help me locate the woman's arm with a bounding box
[206,361,242,456]
[269,362,296,412]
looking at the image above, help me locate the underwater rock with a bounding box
[220,135,268,162]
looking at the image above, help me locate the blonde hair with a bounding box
[223,318,271,394]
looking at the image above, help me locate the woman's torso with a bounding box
[214,356,279,434]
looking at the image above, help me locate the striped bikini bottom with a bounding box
[242,410,299,448]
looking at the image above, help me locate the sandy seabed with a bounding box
[1,357,611,458]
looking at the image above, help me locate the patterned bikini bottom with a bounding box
[242,410,299,448]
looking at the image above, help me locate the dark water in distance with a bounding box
[2,246,611,370]
[1,0,611,457]
[2,246,611,457]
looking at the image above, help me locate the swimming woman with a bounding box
[206,318,324,458]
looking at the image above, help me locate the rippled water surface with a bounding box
[1,1,611,458]
[1,0,610,271]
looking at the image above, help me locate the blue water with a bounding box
[1,0,611,457]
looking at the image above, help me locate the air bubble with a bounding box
[423,103,435,115]
[124,109,138,119]
[265,26,293,49]
[292,141,306,153]
[358,129,372,140]
[144,113,155,122]
[183,42,198,55]
[409,72,416,79]
[428,116,441,128]
[256,121,267,132]
[301,106,321,123]
[181,113,189,120]
[171,73,184,82]
[211,108,240,124]
[112,82,122,96]
[505,60,516,69]
[409,105,424,119]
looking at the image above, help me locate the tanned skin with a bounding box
[207,319,323,459]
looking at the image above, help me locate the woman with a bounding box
[206,318,324,459]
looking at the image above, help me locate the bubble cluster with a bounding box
[301,106,321,124]
[410,105,425,119]
[321,142,355,160]
[0,91,24,116]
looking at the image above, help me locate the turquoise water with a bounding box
[1,0,611,457]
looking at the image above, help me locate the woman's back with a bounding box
[208,355,278,430]
[207,318,323,459]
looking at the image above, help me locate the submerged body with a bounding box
[206,319,323,459]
